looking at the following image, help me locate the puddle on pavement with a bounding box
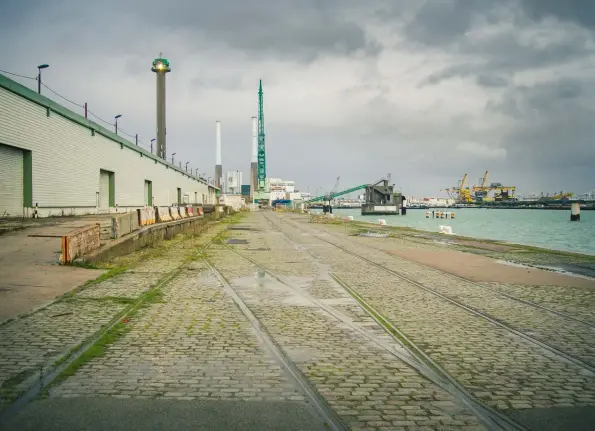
[232,273,315,307]
[226,239,249,245]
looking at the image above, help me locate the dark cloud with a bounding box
[476,75,509,88]
[1,0,595,195]
[125,0,380,63]
[519,0,595,29]
[403,0,501,46]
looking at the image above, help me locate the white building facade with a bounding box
[0,74,217,217]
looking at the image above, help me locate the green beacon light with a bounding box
[151,58,171,73]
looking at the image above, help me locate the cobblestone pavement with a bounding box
[0,223,227,414]
[209,216,487,430]
[267,213,595,416]
[311,232,595,368]
[330,223,595,325]
[50,262,307,404]
[483,283,595,325]
[0,299,127,410]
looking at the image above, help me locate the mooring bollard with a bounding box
[570,202,580,221]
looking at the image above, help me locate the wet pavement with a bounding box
[2,212,594,430]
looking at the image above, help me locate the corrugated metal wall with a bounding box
[0,86,214,214]
[0,143,23,216]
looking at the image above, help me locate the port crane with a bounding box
[472,171,490,203]
[443,171,517,203]
[442,173,473,203]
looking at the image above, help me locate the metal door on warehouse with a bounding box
[99,170,110,210]
[0,143,24,217]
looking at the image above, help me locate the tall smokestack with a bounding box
[215,121,222,191]
[250,116,257,198]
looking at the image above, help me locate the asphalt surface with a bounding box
[1,398,329,431]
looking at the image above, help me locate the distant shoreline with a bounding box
[335,217,595,277]
[407,206,595,211]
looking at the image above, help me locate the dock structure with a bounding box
[361,178,403,216]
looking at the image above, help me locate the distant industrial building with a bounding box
[0,73,217,217]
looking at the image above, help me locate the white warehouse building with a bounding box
[0,74,217,217]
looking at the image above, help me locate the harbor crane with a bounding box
[442,173,472,203]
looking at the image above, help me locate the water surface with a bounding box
[326,208,595,255]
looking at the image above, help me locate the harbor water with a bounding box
[327,208,595,256]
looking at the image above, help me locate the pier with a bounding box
[2,211,595,430]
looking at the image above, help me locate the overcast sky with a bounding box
[2,0,595,197]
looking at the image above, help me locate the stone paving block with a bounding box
[50,263,303,404]
[209,216,486,430]
[0,299,127,403]
[271,213,595,415]
[76,272,159,299]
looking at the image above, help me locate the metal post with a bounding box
[135,134,138,145]
[156,72,166,158]
[84,103,88,118]
[37,70,41,94]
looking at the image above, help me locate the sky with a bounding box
[2,0,595,197]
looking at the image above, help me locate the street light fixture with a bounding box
[37,64,49,94]
[171,152,176,164]
[114,114,122,134]
[150,138,156,154]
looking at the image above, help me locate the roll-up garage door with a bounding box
[0,144,23,217]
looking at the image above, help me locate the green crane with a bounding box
[257,80,266,191]
[304,184,367,204]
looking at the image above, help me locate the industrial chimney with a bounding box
[215,121,222,190]
[250,116,257,198]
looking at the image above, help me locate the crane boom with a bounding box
[481,171,489,188]
[459,173,468,192]
[304,184,367,203]
[257,80,266,191]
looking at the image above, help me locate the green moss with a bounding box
[0,368,37,402]
[49,321,131,390]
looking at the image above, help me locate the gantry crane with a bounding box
[472,171,490,203]
[442,173,473,203]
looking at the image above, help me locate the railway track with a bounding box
[0,228,229,426]
[245,213,527,430]
[348,236,595,328]
[271,214,595,375]
[205,258,347,431]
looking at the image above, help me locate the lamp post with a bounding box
[171,152,176,164]
[185,161,189,172]
[151,55,171,159]
[114,114,122,134]
[37,64,49,94]
[150,138,156,154]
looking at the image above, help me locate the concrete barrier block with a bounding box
[156,207,172,223]
[187,206,194,217]
[130,211,140,231]
[138,208,155,226]
[60,224,101,264]
[146,207,155,225]
[170,207,181,221]
[179,207,188,219]
[111,213,133,238]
